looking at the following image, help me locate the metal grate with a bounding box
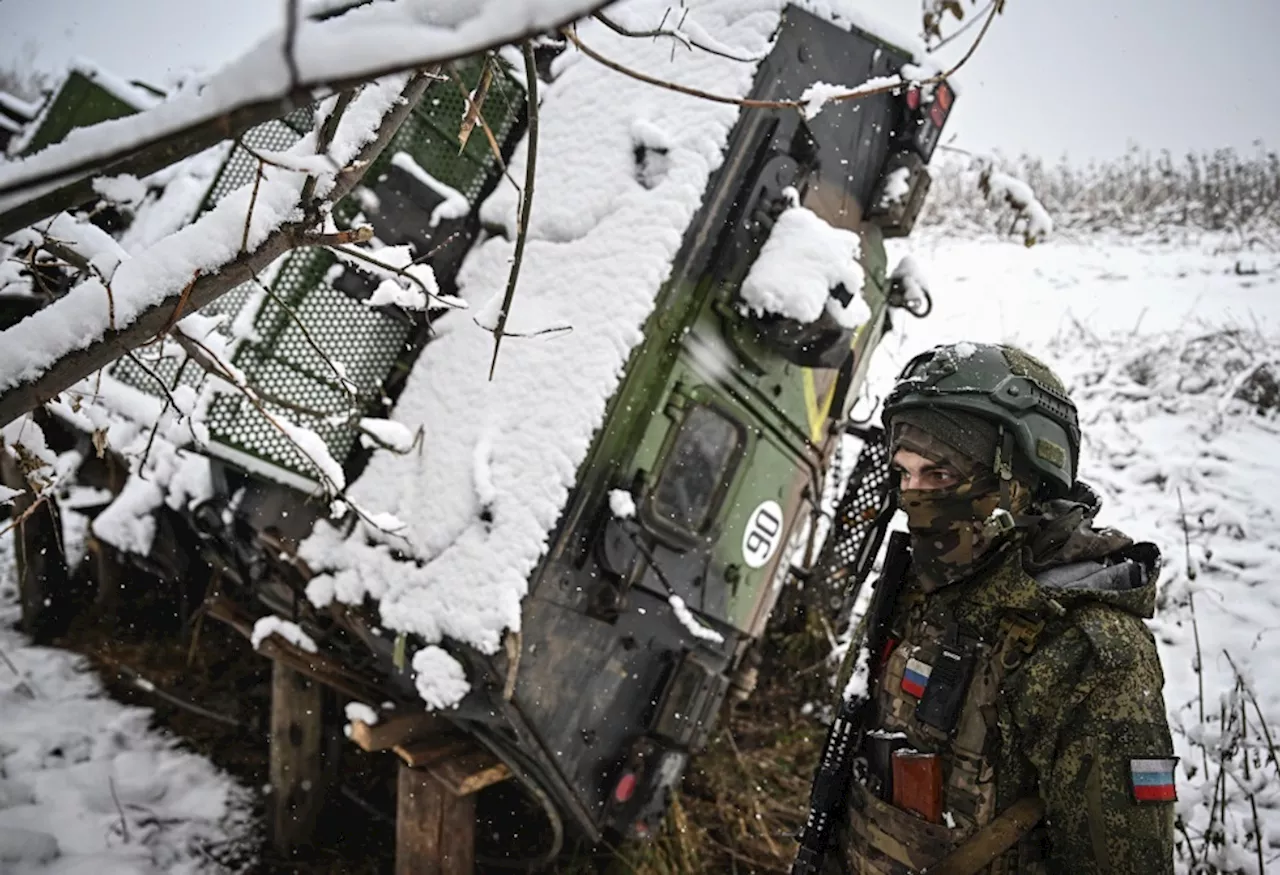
[110,58,526,489]
[809,427,895,593]
[203,119,308,208]
[365,58,523,200]
[203,248,411,490]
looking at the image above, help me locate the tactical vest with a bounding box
[842,572,1050,875]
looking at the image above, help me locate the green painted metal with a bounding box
[21,71,142,155]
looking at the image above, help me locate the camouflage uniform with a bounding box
[835,344,1176,874]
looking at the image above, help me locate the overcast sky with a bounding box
[1,0,1277,162]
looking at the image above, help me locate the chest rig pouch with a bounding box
[914,628,977,734]
[845,602,1045,875]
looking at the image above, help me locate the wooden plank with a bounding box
[426,750,512,797]
[392,736,473,769]
[269,661,326,855]
[350,712,446,752]
[397,761,475,875]
[204,595,389,705]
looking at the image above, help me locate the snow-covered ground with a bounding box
[0,545,253,873]
[3,229,1279,871]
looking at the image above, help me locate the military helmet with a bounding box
[881,343,1080,496]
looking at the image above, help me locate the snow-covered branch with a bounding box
[0,0,615,237]
[0,72,433,429]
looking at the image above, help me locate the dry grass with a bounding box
[593,595,837,875]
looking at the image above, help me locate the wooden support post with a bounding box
[397,761,475,875]
[2,447,70,644]
[269,661,326,855]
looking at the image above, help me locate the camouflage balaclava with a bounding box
[890,411,1036,590]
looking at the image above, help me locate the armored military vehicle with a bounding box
[3,2,952,856]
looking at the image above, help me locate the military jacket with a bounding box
[841,541,1176,874]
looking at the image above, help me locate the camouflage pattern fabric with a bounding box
[991,546,1176,874]
[840,529,1175,874]
[897,476,1032,591]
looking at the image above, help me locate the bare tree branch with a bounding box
[0,72,434,429]
[299,88,356,211]
[283,0,302,92]
[592,11,761,63]
[564,2,999,115]
[488,42,540,380]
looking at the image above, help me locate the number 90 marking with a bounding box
[742,500,784,569]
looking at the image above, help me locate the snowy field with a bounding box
[0,547,253,872]
[3,229,1280,871]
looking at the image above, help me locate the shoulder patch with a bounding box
[1130,758,1178,802]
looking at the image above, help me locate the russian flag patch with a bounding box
[901,658,932,698]
[1130,758,1178,802]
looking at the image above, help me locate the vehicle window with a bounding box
[651,404,744,536]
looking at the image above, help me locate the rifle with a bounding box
[792,530,912,875]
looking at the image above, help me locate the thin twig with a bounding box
[283,0,301,92]
[475,319,572,340]
[239,159,265,254]
[306,227,373,247]
[329,243,461,308]
[153,270,201,342]
[300,88,356,210]
[1239,682,1267,875]
[939,0,1001,78]
[568,0,997,114]
[39,237,117,330]
[0,645,40,698]
[457,55,494,153]
[931,0,997,51]
[1224,649,1280,783]
[250,273,358,397]
[1189,590,1211,783]
[489,41,540,380]
[449,66,520,195]
[411,228,465,266]
[564,25,802,110]
[96,652,244,729]
[1175,816,1199,868]
[124,350,199,444]
[0,490,50,540]
[593,10,761,62]
[108,775,131,843]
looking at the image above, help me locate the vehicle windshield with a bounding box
[651,405,743,536]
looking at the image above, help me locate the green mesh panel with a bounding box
[367,58,522,200]
[202,119,307,209]
[22,71,141,155]
[110,59,525,489]
[203,249,412,488]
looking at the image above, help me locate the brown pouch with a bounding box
[891,750,943,824]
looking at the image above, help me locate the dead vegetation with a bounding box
[596,590,837,875]
[925,147,1280,240]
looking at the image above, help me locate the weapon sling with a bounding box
[921,794,1046,875]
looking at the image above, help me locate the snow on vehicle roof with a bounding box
[299,0,905,707]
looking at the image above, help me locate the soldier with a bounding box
[834,342,1176,874]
